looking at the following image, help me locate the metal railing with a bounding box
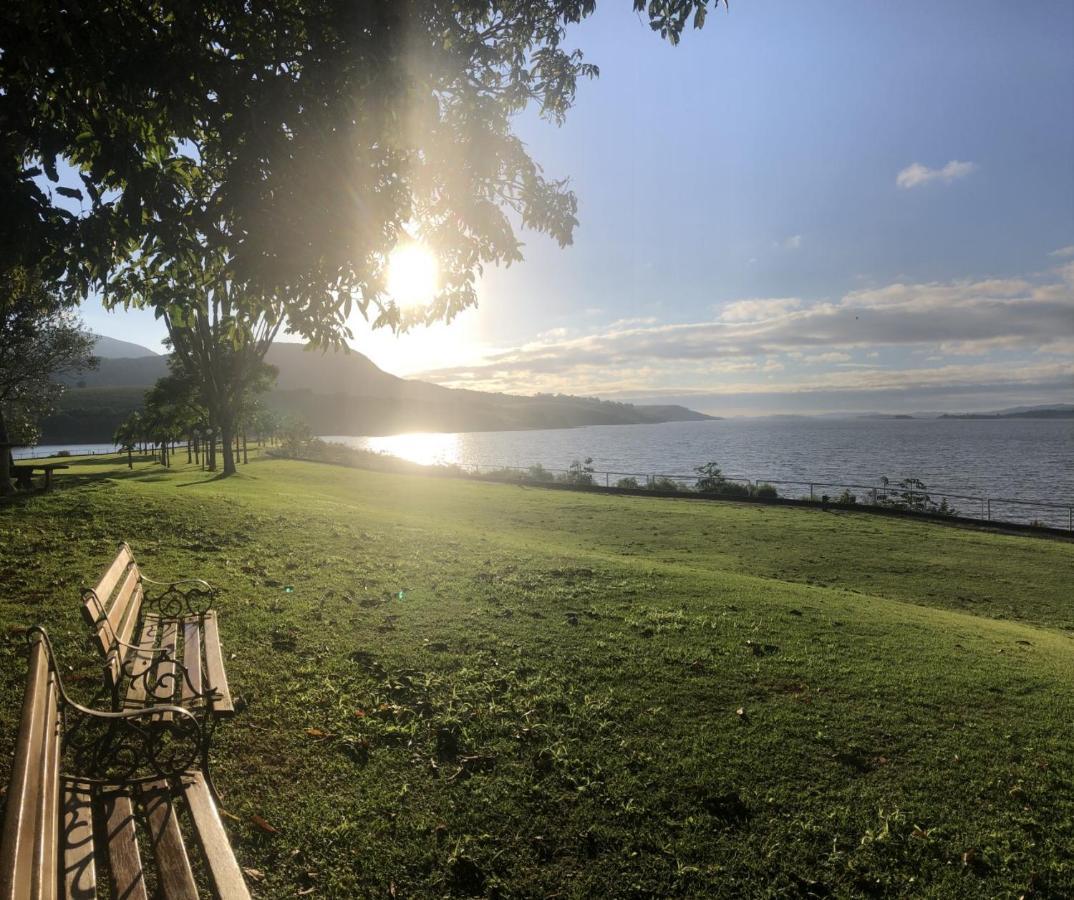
[458,463,1073,531]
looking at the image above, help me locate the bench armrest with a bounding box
[28,627,208,783]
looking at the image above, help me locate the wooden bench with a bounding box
[13,464,69,492]
[0,628,251,899]
[80,544,234,724]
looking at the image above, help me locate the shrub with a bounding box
[616,476,640,489]
[526,463,555,483]
[752,482,778,499]
[649,476,683,492]
[562,456,595,486]
[694,461,727,493]
[713,481,751,498]
[55,449,72,457]
[835,489,857,505]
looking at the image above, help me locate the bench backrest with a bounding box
[0,636,61,900]
[80,543,144,687]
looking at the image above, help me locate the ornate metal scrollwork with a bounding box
[139,576,216,619]
[28,627,208,785]
[113,642,217,710]
[63,707,203,784]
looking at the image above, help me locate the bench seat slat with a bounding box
[182,773,251,900]
[124,616,160,709]
[139,781,199,900]
[201,613,233,716]
[32,674,59,900]
[102,790,148,900]
[153,620,179,721]
[0,638,50,899]
[182,618,204,705]
[61,784,96,900]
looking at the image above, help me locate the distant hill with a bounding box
[43,340,713,442]
[91,334,160,359]
[939,405,1074,420]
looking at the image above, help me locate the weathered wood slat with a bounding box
[182,773,251,900]
[61,783,96,900]
[181,619,203,706]
[91,545,133,611]
[31,673,59,900]
[153,619,179,721]
[0,638,49,900]
[111,572,143,661]
[201,614,233,716]
[139,781,198,900]
[124,616,160,709]
[102,790,148,900]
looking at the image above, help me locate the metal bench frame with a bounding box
[80,544,235,731]
[0,628,250,898]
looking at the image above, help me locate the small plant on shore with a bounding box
[616,476,640,489]
[562,457,596,486]
[526,463,555,483]
[835,489,857,505]
[753,482,778,499]
[694,461,727,493]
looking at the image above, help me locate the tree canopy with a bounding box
[2,1,724,334]
[0,267,96,492]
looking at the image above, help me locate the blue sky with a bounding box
[85,0,1074,414]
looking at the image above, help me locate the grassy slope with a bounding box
[1,455,1072,898]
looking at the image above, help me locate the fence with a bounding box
[460,463,1074,531]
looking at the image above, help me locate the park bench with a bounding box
[12,464,69,492]
[0,627,251,899]
[80,544,234,724]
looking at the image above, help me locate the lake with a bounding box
[326,417,1074,527]
[15,419,1073,527]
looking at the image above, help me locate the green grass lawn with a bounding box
[2,454,1072,898]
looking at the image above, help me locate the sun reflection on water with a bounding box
[358,432,462,467]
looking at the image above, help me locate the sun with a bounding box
[386,242,439,309]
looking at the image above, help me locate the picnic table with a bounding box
[13,461,69,491]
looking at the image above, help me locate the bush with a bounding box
[55,449,72,457]
[752,482,778,499]
[562,457,595,486]
[526,463,555,483]
[835,489,856,505]
[694,461,727,493]
[649,476,683,492]
[712,481,750,498]
[616,476,640,489]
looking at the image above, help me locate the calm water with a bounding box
[326,418,1074,527]
[15,420,1073,526]
[12,443,118,460]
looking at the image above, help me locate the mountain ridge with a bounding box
[45,338,714,442]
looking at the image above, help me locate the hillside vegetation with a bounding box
[1,455,1072,898]
[45,343,711,441]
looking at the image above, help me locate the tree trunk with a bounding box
[0,409,13,496]
[127,447,133,469]
[206,428,217,471]
[242,432,248,464]
[220,417,237,476]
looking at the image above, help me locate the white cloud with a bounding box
[1049,244,1074,259]
[415,264,1074,401]
[774,234,803,250]
[896,160,977,189]
[717,298,801,323]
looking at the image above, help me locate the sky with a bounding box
[83,0,1074,416]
